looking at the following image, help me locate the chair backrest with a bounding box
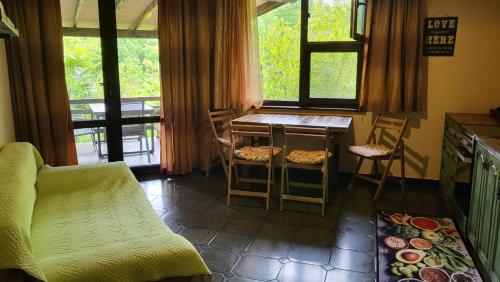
[208,109,235,140]
[366,115,409,148]
[230,122,273,146]
[283,126,329,149]
[121,101,146,118]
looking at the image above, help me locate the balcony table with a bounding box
[88,103,156,159]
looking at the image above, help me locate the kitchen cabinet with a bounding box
[468,138,500,281]
[467,144,486,250]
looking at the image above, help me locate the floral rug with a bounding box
[377,211,483,282]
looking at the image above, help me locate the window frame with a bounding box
[262,0,364,109]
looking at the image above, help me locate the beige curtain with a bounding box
[158,0,215,174]
[158,0,262,174]
[4,0,77,166]
[213,0,263,111]
[360,0,425,113]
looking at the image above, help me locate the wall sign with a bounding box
[423,17,458,56]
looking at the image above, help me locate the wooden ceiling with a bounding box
[60,0,296,32]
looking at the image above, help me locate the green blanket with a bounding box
[0,143,46,281]
[0,143,210,282]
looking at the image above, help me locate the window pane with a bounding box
[122,123,160,167]
[61,0,104,122]
[258,2,301,101]
[116,0,160,118]
[356,1,366,36]
[309,52,357,99]
[308,0,353,42]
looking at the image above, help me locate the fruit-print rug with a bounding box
[377,211,482,282]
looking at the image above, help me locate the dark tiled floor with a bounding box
[140,172,446,282]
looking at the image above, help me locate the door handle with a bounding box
[482,160,492,171]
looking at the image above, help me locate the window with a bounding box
[258,0,365,108]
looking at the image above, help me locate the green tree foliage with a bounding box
[63,36,160,104]
[258,0,357,101]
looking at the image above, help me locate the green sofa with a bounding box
[0,142,211,282]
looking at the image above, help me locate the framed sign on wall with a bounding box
[423,17,458,56]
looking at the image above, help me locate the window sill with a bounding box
[258,104,365,114]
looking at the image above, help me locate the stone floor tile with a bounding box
[200,249,240,273]
[233,256,282,281]
[277,262,327,282]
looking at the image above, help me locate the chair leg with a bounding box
[227,147,233,207]
[348,157,364,190]
[280,164,286,212]
[206,143,211,177]
[145,134,151,163]
[373,157,396,201]
[400,146,406,198]
[285,166,290,195]
[265,163,272,211]
[321,159,329,216]
[321,168,327,217]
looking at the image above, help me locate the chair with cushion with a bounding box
[227,123,281,210]
[280,126,331,216]
[348,115,409,201]
[207,109,244,180]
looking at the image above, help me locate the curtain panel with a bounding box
[158,0,215,174]
[213,0,263,111]
[4,0,77,166]
[158,0,262,174]
[360,0,426,113]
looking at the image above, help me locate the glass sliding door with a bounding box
[116,0,160,166]
[60,0,160,171]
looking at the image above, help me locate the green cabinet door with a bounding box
[487,156,500,281]
[468,145,487,249]
[477,151,498,268]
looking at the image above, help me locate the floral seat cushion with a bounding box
[234,146,281,162]
[348,144,393,158]
[286,150,332,165]
[218,136,244,147]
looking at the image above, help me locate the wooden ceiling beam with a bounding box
[257,0,297,16]
[63,27,157,38]
[115,0,125,10]
[72,0,86,28]
[129,0,158,30]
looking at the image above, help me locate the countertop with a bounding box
[446,113,500,126]
[477,136,500,157]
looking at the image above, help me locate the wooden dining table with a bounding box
[232,113,353,190]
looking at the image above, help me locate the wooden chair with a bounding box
[207,109,243,180]
[227,123,281,210]
[348,115,409,201]
[280,126,331,216]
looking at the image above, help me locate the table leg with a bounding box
[150,123,155,153]
[97,127,103,159]
[328,133,340,196]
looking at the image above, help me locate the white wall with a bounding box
[261,0,500,180]
[0,40,15,146]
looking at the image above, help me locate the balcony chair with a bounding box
[121,101,151,163]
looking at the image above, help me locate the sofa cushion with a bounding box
[32,162,210,282]
[0,142,46,281]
